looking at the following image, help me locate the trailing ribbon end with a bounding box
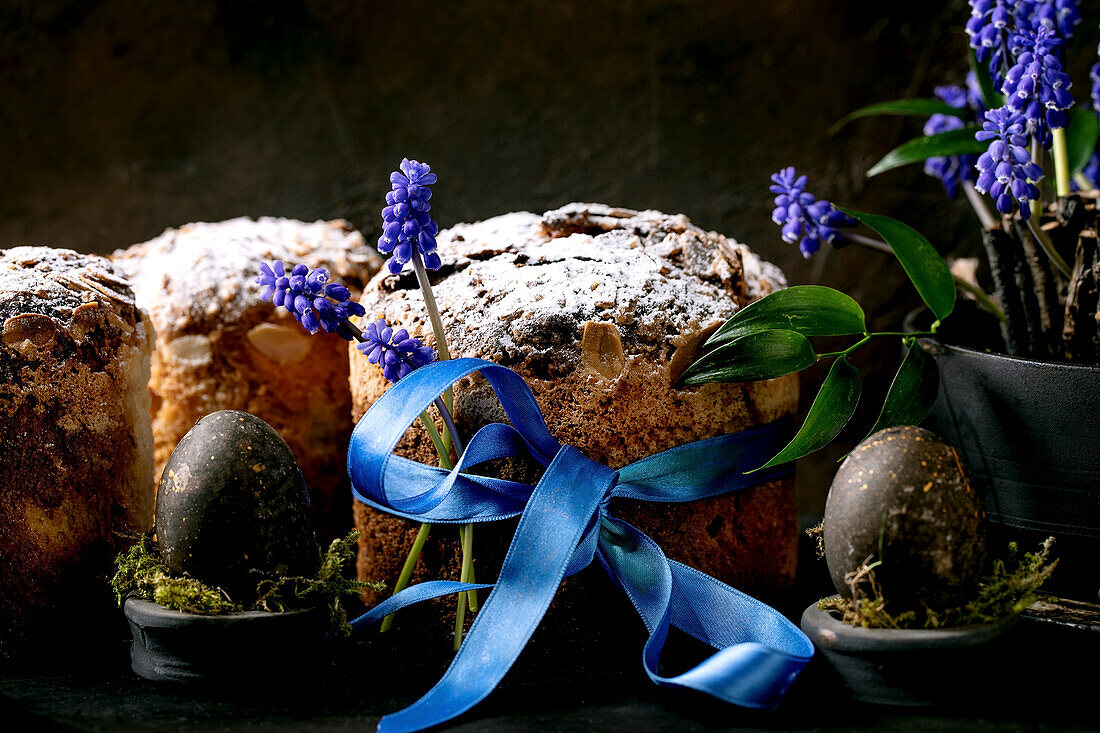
[347,358,813,733]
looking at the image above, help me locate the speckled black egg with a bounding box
[156,410,319,600]
[823,425,986,611]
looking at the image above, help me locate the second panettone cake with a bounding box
[114,217,383,536]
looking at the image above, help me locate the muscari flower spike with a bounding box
[968,1,1080,86]
[967,0,1036,87]
[769,167,857,258]
[356,318,437,383]
[378,158,441,275]
[1003,25,1074,146]
[924,84,984,198]
[974,108,1044,220]
[255,260,366,338]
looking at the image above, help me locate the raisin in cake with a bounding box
[349,203,799,640]
[0,247,154,655]
[113,217,382,537]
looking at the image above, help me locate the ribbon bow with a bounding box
[348,358,813,733]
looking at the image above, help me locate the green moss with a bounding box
[254,531,385,637]
[110,533,235,612]
[820,537,1058,629]
[111,530,385,636]
[148,573,238,614]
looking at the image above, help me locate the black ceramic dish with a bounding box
[124,597,324,683]
[800,600,1015,706]
[919,338,1100,601]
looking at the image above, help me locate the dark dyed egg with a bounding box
[156,410,319,601]
[823,425,986,611]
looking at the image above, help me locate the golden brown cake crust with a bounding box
[0,247,154,654]
[349,204,798,637]
[113,218,383,537]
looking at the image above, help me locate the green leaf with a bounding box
[680,330,815,385]
[1065,106,1100,176]
[968,48,1004,110]
[706,285,866,347]
[865,340,941,438]
[753,357,861,471]
[866,128,988,178]
[838,207,956,321]
[828,99,967,136]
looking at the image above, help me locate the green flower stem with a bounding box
[380,522,432,632]
[347,263,474,640]
[420,410,450,463]
[845,232,893,254]
[454,538,467,649]
[460,521,478,613]
[379,412,454,633]
[434,397,464,456]
[342,319,457,633]
[411,251,455,442]
[467,561,479,611]
[1074,172,1095,192]
[1024,217,1072,279]
[1051,127,1071,198]
[423,398,477,646]
[962,181,998,230]
[462,523,476,607]
[411,252,451,362]
[423,359,471,623]
[428,377,477,621]
[410,249,480,649]
[454,522,477,651]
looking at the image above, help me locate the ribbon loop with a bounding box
[348,358,812,732]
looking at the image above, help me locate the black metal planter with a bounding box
[124,597,324,683]
[919,338,1100,601]
[800,601,1015,706]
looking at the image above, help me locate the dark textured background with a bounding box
[3,0,1098,512]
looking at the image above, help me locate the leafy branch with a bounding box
[682,209,955,469]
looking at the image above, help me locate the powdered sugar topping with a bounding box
[114,217,381,338]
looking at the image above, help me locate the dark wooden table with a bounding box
[4,596,1098,733]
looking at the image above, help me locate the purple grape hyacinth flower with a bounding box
[378,158,442,276]
[924,84,983,198]
[968,1,1080,85]
[356,318,437,383]
[769,167,857,258]
[967,0,1035,86]
[1003,25,1074,146]
[1091,40,1100,114]
[974,108,1044,220]
[255,260,366,338]
[1030,0,1081,41]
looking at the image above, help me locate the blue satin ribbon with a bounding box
[348,358,813,733]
